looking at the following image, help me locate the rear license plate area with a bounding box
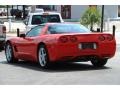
[79,42,97,50]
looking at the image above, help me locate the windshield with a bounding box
[32,15,61,25]
[48,24,90,34]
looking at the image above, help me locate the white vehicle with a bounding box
[33,8,44,13]
[24,12,64,32]
[28,8,44,15]
[0,23,6,50]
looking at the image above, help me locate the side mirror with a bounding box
[20,34,25,38]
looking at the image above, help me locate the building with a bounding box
[54,5,119,21]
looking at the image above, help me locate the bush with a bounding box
[80,7,101,31]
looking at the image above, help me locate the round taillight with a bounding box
[98,35,105,41]
[106,35,113,41]
[70,36,78,42]
[59,36,68,43]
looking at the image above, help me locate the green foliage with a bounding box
[80,7,101,30]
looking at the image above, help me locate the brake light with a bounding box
[59,36,68,43]
[70,36,78,42]
[2,26,6,33]
[98,35,105,41]
[106,35,113,41]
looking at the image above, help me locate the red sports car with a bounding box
[5,23,116,68]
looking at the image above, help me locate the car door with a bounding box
[16,25,44,61]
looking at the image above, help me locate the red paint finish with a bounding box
[8,23,116,63]
[47,34,116,62]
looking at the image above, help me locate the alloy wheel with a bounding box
[6,44,12,62]
[38,47,47,67]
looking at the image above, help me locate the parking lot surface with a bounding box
[0,42,120,84]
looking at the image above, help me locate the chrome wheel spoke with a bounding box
[39,47,47,67]
[6,44,12,61]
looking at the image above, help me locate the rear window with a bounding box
[31,15,61,25]
[48,24,90,34]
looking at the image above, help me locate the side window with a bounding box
[32,15,42,25]
[49,15,60,22]
[26,26,43,37]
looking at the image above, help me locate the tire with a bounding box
[0,41,5,50]
[5,42,18,63]
[38,44,50,68]
[91,58,108,67]
[0,45,4,51]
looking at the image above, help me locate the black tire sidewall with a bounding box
[5,42,17,63]
[91,58,108,67]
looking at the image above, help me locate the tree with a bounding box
[80,7,101,31]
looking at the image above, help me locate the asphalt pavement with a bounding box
[1,28,120,85]
[0,35,120,85]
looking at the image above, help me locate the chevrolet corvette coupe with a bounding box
[5,23,116,68]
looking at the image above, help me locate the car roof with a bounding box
[36,22,88,28]
[29,12,61,15]
[45,23,82,26]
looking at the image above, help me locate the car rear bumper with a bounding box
[47,42,116,62]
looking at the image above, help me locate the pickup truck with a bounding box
[24,12,64,32]
[0,23,6,50]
